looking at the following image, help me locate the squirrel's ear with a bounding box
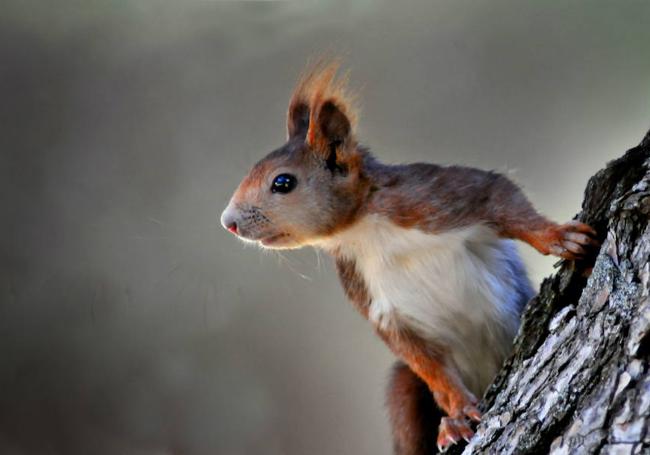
[317,100,351,145]
[308,99,352,154]
[287,101,310,140]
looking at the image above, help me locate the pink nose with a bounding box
[221,205,240,235]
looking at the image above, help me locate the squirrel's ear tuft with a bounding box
[287,58,357,148]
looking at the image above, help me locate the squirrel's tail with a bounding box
[387,361,443,455]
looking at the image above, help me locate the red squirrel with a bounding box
[221,61,597,453]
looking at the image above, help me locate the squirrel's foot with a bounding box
[435,395,481,452]
[436,416,476,452]
[535,221,599,260]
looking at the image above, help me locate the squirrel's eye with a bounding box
[271,173,297,194]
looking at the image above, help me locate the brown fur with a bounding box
[387,361,441,455]
[335,256,371,318]
[363,162,550,234]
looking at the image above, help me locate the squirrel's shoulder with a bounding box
[356,152,516,232]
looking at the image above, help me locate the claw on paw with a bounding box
[532,221,599,261]
[436,417,476,452]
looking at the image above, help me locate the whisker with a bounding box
[148,217,164,226]
[313,247,322,273]
[275,251,313,281]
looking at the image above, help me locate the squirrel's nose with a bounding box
[220,206,239,235]
[226,221,238,235]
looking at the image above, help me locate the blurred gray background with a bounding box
[1,1,649,454]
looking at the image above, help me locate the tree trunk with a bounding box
[453,130,650,454]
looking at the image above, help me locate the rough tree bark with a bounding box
[451,130,650,454]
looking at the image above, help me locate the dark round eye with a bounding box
[271,173,297,194]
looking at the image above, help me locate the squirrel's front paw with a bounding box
[537,221,599,260]
[436,416,477,452]
[434,392,481,452]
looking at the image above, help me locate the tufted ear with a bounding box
[287,101,310,140]
[286,58,358,168]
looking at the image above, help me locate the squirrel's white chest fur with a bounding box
[320,215,527,395]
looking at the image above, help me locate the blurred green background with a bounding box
[1,1,649,454]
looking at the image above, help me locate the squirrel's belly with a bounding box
[350,220,531,395]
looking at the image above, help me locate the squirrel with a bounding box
[221,60,598,454]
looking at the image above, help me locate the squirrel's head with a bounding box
[221,61,367,249]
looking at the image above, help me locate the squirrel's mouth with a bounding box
[259,232,291,247]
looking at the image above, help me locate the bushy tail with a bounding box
[387,361,444,455]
